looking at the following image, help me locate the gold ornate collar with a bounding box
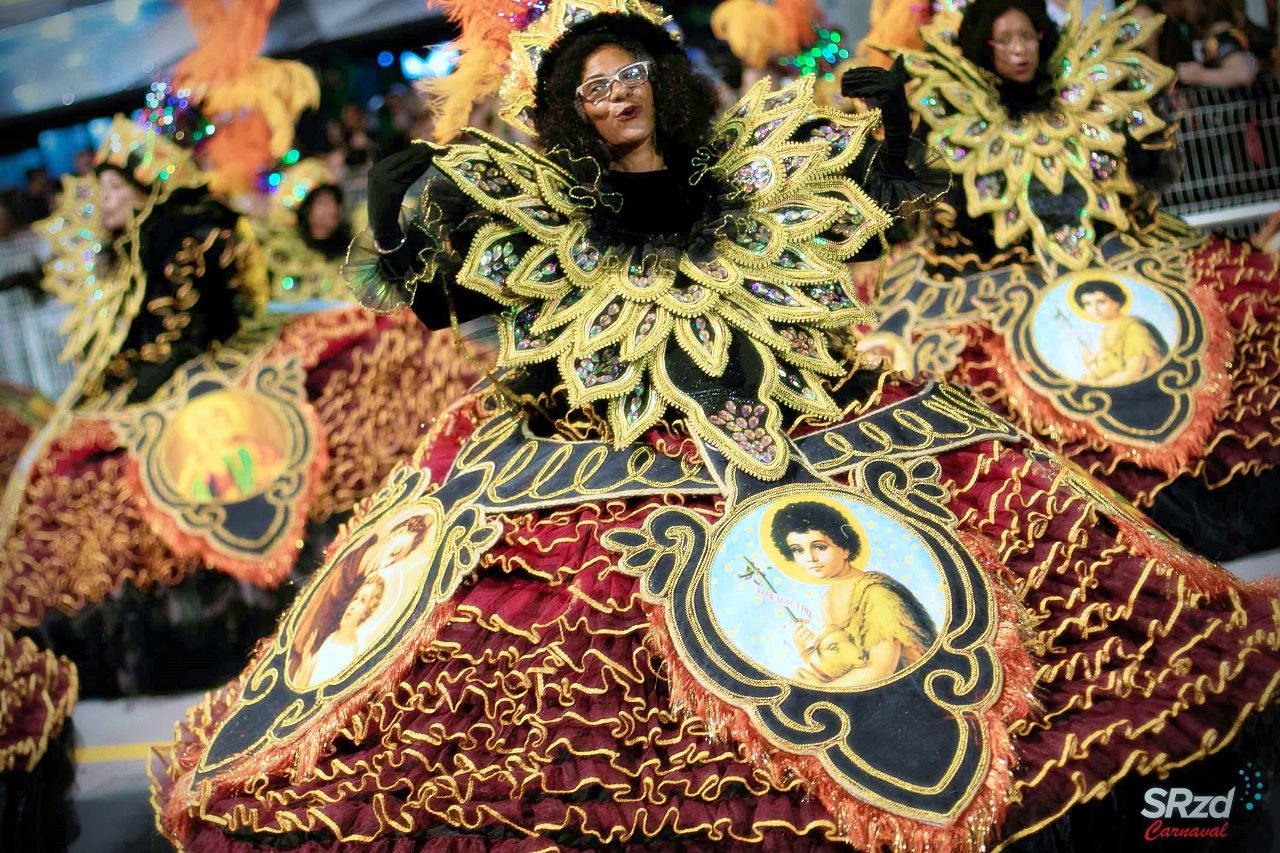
[901,0,1174,269]
[347,76,892,479]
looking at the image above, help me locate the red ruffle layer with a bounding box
[0,308,480,628]
[152,381,1280,851]
[948,238,1280,505]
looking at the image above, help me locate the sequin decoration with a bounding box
[733,219,773,254]
[479,240,520,287]
[752,119,785,144]
[775,249,809,270]
[778,325,818,358]
[777,362,817,401]
[1060,84,1086,105]
[694,257,732,282]
[809,123,852,155]
[588,297,624,337]
[801,282,854,310]
[530,258,562,283]
[772,205,821,226]
[512,305,551,351]
[733,159,774,195]
[669,282,706,304]
[708,400,776,464]
[457,160,516,197]
[633,305,659,343]
[623,380,649,423]
[570,235,600,273]
[1090,151,1117,180]
[781,155,811,176]
[575,345,625,387]
[976,173,1004,200]
[763,88,799,110]
[745,280,798,306]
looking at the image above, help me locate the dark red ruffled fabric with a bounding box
[946,238,1280,509]
[0,628,76,774]
[152,381,1280,851]
[0,307,480,630]
[0,387,39,486]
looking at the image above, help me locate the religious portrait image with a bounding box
[705,491,944,689]
[1029,273,1180,388]
[286,502,440,691]
[157,387,291,502]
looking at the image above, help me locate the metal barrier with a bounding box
[0,231,72,399]
[1162,75,1280,228]
[0,291,73,400]
[0,231,44,280]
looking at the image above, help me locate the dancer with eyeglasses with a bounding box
[856,0,1280,560]
[151,1,1279,850]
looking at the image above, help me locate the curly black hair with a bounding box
[957,0,1061,77]
[1073,279,1128,308]
[296,183,352,256]
[95,162,150,192]
[769,501,864,562]
[531,13,717,175]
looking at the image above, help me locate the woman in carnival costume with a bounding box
[0,115,481,697]
[253,158,358,305]
[855,0,1280,559]
[152,1,1279,850]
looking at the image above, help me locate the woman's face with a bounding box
[99,169,142,232]
[786,530,854,580]
[990,8,1040,84]
[339,577,382,632]
[305,190,342,241]
[578,44,656,152]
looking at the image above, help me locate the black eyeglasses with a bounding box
[575,61,652,104]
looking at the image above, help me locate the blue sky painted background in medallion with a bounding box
[705,492,946,681]
[1031,274,1181,383]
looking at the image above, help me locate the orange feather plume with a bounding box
[419,0,538,142]
[174,0,319,192]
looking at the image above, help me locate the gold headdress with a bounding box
[270,159,338,225]
[95,115,205,193]
[423,0,667,142]
[900,0,1175,269]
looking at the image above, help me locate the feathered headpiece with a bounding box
[421,0,666,142]
[95,115,205,192]
[709,0,819,70]
[269,159,338,225]
[173,0,320,193]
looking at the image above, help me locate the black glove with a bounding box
[367,143,436,248]
[841,56,912,173]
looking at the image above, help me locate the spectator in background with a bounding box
[338,103,373,169]
[375,85,415,153]
[73,148,95,177]
[0,201,17,239]
[16,167,52,224]
[1176,0,1270,87]
[1133,0,1196,66]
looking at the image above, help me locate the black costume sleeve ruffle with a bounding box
[343,171,500,330]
